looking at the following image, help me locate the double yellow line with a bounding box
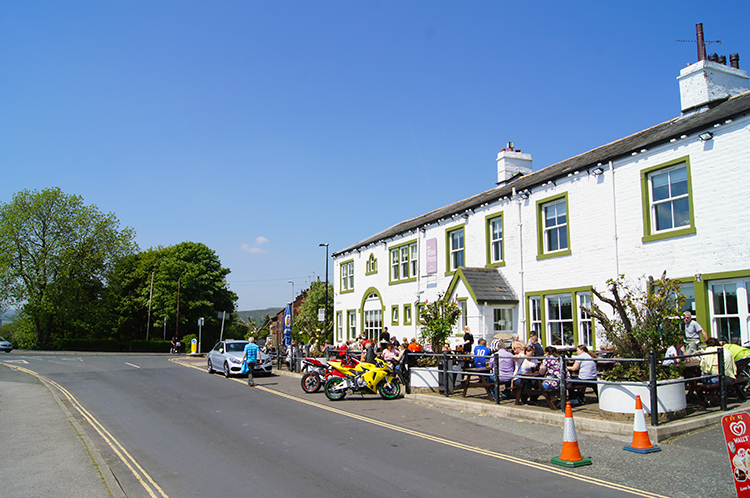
[176,358,668,498]
[7,364,168,498]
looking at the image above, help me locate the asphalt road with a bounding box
[2,353,737,498]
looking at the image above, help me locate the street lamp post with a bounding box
[319,243,329,336]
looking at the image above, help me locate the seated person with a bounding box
[663,338,685,366]
[381,342,399,365]
[538,346,570,390]
[528,334,544,357]
[408,338,423,352]
[724,341,750,362]
[361,341,377,364]
[488,344,516,400]
[473,339,491,368]
[568,344,598,404]
[511,345,538,404]
[701,337,736,383]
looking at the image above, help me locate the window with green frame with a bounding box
[391,305,399,325]
[526,286,594,348]
[445,225,465,274]
[389,240,417,283]
[340,260,354,293]
[486,213,505,267]
[403,304,412,325]
[536,193,571,260]
[641,157,696,242]
[366,253,378,275]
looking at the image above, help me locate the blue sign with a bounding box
[283,304,293,346]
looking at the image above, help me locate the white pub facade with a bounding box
[331,53,750,350]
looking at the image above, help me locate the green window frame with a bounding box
[640,156,696,243]
[365,253,378,275]
[403,304,412,326]
[389,240,418,284]
[391,305,400,325]
[485,212,505,267]
[536,193,571,260]
[340,260,354,293]
[525,286,594,348]
[445,225,465,275]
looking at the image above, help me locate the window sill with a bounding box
[642,226,696,243]
[536,249,572,261]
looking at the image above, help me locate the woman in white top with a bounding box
[568,344,598,404]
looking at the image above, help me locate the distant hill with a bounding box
[0,311,16,326]
[236,307,283,325]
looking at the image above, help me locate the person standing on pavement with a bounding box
[242,337,261,386]
[684,311,707,355]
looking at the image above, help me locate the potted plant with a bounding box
[582,273,687,418]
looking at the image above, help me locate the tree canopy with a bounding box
[294,280,333,345]
[0,188,137,348]
[106,242,237,343]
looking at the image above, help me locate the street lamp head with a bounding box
[319,243,328,247]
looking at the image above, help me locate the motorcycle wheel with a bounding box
[378,380,401,400]
[324,377,348,401]
[301,373,322,393]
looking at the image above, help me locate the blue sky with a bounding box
[2,1,748,311]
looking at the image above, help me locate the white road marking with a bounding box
[125,363,141,369]
[2,359,29,364]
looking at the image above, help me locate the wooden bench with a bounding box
[460,367,493,400]
[511,377,560,410]
[696,376,749,407]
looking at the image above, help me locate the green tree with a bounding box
[419,293,461,352]
[0,188,136,349]
[106,242,237,345]
[295,280,333,345]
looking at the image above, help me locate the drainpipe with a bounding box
[609,161,620,276]
[517,192,526,339]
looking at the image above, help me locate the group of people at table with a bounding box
[461,331,597,405]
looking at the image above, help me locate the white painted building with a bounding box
[332,53,750,350]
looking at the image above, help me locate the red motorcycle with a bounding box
[300,355,357,393]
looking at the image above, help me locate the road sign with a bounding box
[723,412,750,497]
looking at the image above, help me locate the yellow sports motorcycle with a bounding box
[323,357,401,400]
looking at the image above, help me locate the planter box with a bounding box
[599,380,686,420]
[410,367,440,388]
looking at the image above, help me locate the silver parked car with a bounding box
[206,340,272,377]
[0,336,11,353]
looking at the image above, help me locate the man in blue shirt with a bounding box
[473,339,491,368]
[242,337,261,386]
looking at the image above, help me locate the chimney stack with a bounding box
[678,24,748,114]
[496,143,532,185]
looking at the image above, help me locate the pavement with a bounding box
[2,352,748,498]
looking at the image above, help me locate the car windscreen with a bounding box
[226,342,248,353]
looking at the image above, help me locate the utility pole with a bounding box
[175,278,181,338]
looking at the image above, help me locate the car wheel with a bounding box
[223,362,231,378]
[324,377,347,401]
[207,359,213,374]
[301,373,322,393]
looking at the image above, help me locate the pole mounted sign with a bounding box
[723,412,750,497]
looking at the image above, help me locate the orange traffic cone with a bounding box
[551,401,592,467]
[624,395,661,453]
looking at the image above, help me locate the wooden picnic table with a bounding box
[460,367,493,400]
